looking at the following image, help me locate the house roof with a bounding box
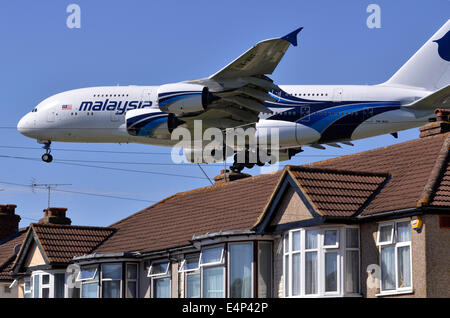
[95,170,283,254]
[29,223,116,264]
[287,166,389,217]
[310,132,450,216]
[0,229,27,281]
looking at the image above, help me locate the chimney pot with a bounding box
[39,207,71,225]
[419,108,450,138]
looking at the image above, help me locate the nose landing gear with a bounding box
[40,141,53,163]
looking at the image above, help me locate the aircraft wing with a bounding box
[406,84,450,110]
[180,27,303,130]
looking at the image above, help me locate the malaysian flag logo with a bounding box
[61,104,72,110]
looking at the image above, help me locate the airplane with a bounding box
[18,20,450,172]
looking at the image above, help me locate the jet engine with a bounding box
[157,83,218,115]
[126,108,170,138]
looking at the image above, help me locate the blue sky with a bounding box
[0,0,448,228]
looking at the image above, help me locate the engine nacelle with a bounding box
[157,83,217,115]
[126,108,170,137]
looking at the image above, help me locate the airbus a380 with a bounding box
[18,20,450,171]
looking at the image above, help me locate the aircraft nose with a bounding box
[17,113,34,137]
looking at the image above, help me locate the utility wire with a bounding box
[0,180,156,203]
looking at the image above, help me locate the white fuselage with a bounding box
[17,84,435,150]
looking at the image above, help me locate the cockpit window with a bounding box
[31,108,38,112]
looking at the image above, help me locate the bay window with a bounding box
[229,242,253,298]
[148,261,171,298]
[77,266,99,298]
[200,245,225,298]
[30,271,66,298]
[377,221,412,294]
[101,264,122,298]
[126,264,138,298]
[284,227,360,297]
[180,254,200,298]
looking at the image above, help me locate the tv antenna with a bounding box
[31,179,72,209]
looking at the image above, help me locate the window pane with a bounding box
[82,282,98,298]
[154,277,171,298]
[102,280,121,298]
[292,253,301,296]
[54,273,65,298]
[397,246,411,288]
[284,235,289,253]
[126,281,137,298]
[186,273,200,298]
[229,243,253,298]
[42,274,50,285]
[397,222,411,242]
[126,264,138,280]
[284,255,289,297]
[381,246,395,290]
[184,256,200,271]
[258,243,272,298]
[150,262,169,276]
[42,288,49,298]
[346,228,359,248]
[102,264,122,280]
[201,246,223,264]
[325,252,338,292]
[306,230,318,249]
[79,267,97,281]
[33,275,39,298]
[68,287,80,298]
[345,250,359,293]
[24,279,31,292]
[202,266,224,298]
[292,231,301,251]
[324,230,338,246]
[379,225,393,243]
[305,252,318,294]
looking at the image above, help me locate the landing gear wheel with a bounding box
[41,153,53,163]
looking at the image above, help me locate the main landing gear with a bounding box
[40,141,53,163]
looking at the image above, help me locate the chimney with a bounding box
[39,207,71,225]
[419,108,450,138]
[0,204,21,242]
[213,169,251,184]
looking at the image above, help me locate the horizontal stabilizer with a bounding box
[406,84,450,110]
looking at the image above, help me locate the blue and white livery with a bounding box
[18,21,450,169]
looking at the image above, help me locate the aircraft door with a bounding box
[47,110,56,122]
[333,87,343,102]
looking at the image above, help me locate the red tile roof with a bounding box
[95,171,283,254]
[310,133,450,216]
[31,224,115,263]
[288,166,389,217]
[0,229,27,281]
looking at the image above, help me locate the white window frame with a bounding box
[147,260,170,278]
[376,222,395,245]
[376,220,413,295]
[76,266,98,282]
[322,228,340,296]
[283,226,360,298]
[101,263,123,298]
[199,245,225,267]
[125,263,138,298]
[77,265,99,298]
[179,254,200,273]
[30,270,66,298]
[23,277,32,298]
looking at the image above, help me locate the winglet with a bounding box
[281,27,303,46]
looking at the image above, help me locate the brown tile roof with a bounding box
[31,224,115,263]
[95,171,283,254]
[0,229,27,281]
[309,133,450,216]
[288,166,389,217]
